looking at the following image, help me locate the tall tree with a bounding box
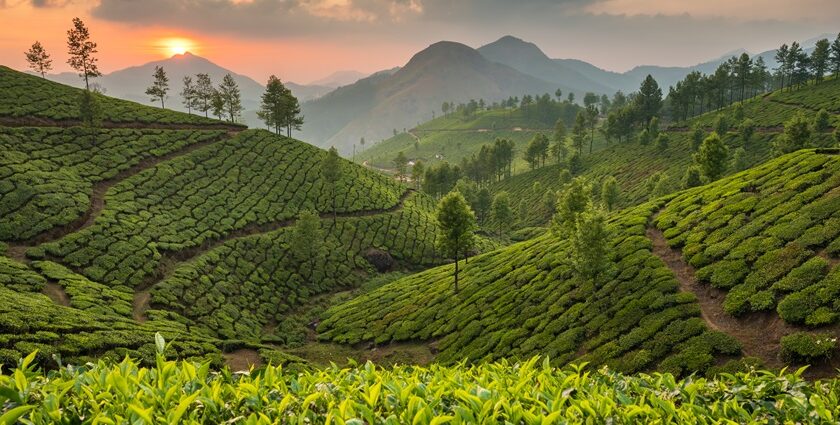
[218,74,243,123]
[491,191,512,238]
[25,41,52,78]
[774,43,790,90]
[393,151,408,182]
[144,66,169,108]
[830,33,840,78]
[694,132,729,181]
[194,73,214,118]
[210,89,225,121]
[257,75,288,134]
[810,38,831,83]
[411,160,425,191]
[600,176,619,211]
[586,105,598,154]
[551,177,590,235]
[571,111,586,156]
[635,75,663,127]
[570,207,611,283]
[289,209,324,285]
[66,17,101,91]
[436,191,477,293]
[321,147,342,225]
[180,76,196,114]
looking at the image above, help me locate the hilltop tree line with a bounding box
[440,90,582,127]
[667,34,840,121]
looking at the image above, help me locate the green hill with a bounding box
[319,149,840,376]
[0,66,448,368]
[492,81,839,226]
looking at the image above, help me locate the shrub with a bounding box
[780,332,837,363]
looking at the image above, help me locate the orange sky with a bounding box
[1,0,837,84]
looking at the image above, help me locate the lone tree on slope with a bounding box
[66,17,101,91]
[436,191,477,293]
[145,66,169,108]
[25,41,52,78]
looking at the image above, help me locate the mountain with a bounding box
[477,36,614,95]
[43,52,333,126]
[310,70,368,87]
[301,41,560,153]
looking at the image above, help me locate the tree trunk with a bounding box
[454,251,459,293]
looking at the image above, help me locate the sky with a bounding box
[1,0,838,84]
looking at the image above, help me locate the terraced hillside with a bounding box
[0,67,444,367]
[494,81,839,224]
[320,149,840,376]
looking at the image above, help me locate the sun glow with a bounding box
[161,38,195,56]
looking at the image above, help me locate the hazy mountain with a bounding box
[310,70,368,87]
[300,41,560,153]
[477,36,614,95]
[44,52,332,127]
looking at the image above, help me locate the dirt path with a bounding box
[131,189,416,321]
[43,282,70,307]
[132,290,150,322]
[645,223,796,368]
[223,348,264,372]
[5,131,239,261]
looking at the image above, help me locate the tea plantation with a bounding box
[3,347,839,424]
[655,149,840,325]
[0,66,239,127]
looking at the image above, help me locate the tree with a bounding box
[831,33,840,77]
[257,75,289,134]
[474,187,492,223]
[411,160,425,191]
[775,43,790,90]
[731,147,748,171]
[570,207,611,283]
[655,133,669,151]
[601,176,619,211]
[691,123,705,151]
[144,66,169,108]
[586,105,598,154]
[773,112,811,155]
[635,75,663,127]
[739,118,755,147]
[180,76,196,114]
[393,151,408,182]
[553,118,566,142]
[714,115,729,135]
[571,111,586,156]
[321,147,342,225]
[810,38,830,82]
[194,73,214,118]
[436,191,477,292]
[218,74,243,123]
[210,90,225,120]
[814,109,830,133]
[66,17,101,91]
[524,134,549,169]
[551,177,590,235]
[694,132,729,181]
[78,90,102,145]
[541,190,557,221]
[360,137,366,150]
[491,191,513,238]
[25,41,52,78]
[289,209,324,284]
[682,166,703,189]
[281,86,304,137]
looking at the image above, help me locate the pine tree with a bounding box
[257,75,288,134]
[218,74,243,123]
[436,191,477,292]
[144,66,169,108]
[774,43,790,90]
[66,17,101,91]
[25,41,52,78]
[810,39,831,82]
[635,75,663,127]
[830,33,840,77]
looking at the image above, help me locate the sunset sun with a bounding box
[161,38,194,56]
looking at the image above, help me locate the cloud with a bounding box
[30,0,73,7]
[585,0,840,23]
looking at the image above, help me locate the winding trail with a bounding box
[645,214,796,369]
[131,189,416,321]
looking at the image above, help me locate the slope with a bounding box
[0,66,446,368]
[320,149,840,376]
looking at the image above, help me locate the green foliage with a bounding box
[600,176,619,211]
[694,132,728,181]
[490,191,513,238]
[3,353,840,423]
[682,166,703,189]
[780,333,837,363]
[773,111,812,155]
[813,109,831,133]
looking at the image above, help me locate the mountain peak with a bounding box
[478,36,550,61]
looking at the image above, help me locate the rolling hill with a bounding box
[0,65,450,368]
